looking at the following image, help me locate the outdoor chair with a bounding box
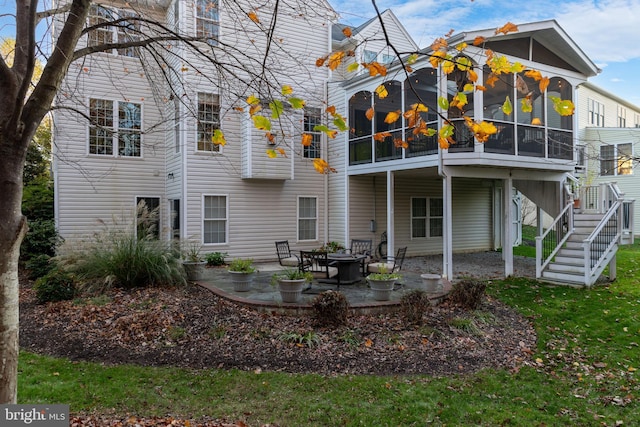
[275,240,302,268]
[367,246,407,274]
[347,239,373,274]
[300,251,339,284]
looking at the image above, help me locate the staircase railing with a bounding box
[582,183,624,285]
[536,195,573,278]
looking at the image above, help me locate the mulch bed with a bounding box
[19,279,537,426]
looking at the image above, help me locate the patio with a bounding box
[197,251,537,313]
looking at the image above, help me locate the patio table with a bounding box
[327,253,366,285]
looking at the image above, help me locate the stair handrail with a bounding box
[536,201,573,278]
[582,182,624,284]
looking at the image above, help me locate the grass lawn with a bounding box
[19,242,640,426]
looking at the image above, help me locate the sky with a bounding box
[331,0,640,105]
[1,0,638,104]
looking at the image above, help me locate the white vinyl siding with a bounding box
[298,197,317,241]
[89,99,141,157]
[203,195,227,244]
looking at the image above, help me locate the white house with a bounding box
[52,2,634,286]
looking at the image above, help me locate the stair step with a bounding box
[557,248,583,257]
[554,255,583,265]
[541,270,585,285]
[547,263,585,274]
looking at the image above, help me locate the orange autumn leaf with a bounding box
[364,338,373,348]
[524,69,543,81]
[313,158,336,174]
[473,36,486,46]
[438,135,451,149]
[328,51,345,70]
[365,107,374,121]
[374,132,391,142]
[464,117,498,142]
[365,62,387,77]
[384,110,401,124]
[431,37,448,51]
[429,50,447,68]
[276,147,286,156]
[394,138,408,149]
[475,85,487,92]
[248,11,259,23]
[342,27,352,38]
[495,22,518,35]
[315,56,327,67]
[485,74,499,88]
[467,69,478,83]
[265,132,275,144]
[301,133,313,147]
[539,76,550,93]
[326,105,336,115]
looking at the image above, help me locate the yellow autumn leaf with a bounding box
[301,134,312,147]
[211,129,226,146]
[628,366,637,372]
[288,97,305,109]
[442,57,455,75]
[411,103,429,113]
[328,51,345,71]
[550,97,575,116]
[346,62,360,73]
[313,158,336,174]
[248,11,259,23]
[429,50,447,68]
[510,62,525,73]
[384,110,401,124]
[281,85,293,96]
[463,83,475,93]
[247,95,260,105]
[502,96,513,116]
[455,42,467,52]
[521,97,532,113]
[531,118,542,125]
[456,56,472,71]
[375,84,388,99]
[488,55,511,75]
[406,53,418,65]
[266,149,278,158]
[252,115,271,131]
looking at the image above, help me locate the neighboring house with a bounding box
[52,2,634,286]
[575,82,640,235]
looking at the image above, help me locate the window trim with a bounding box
[297,196,318,242]
[195,0,219,45]
[410,196,443,239]
[202,194,228,245]
[196,92,221,153]
[87,97,143,158]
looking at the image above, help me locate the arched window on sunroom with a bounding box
[373,80,402,161]
[447,56,475,152]
[547,77,573,160]
[483,64,515,155]
[349,90,373,165]
[404,67,438,157]
[515,71,545,157]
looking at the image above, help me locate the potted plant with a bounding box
[228,258,256,292]
[367,267,401,301]
[271,269,313,303]
[182,240,207,282]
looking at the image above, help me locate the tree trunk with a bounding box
[0,136,28,404]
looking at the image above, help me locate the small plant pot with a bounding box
[277,278,307,303]
[183,261,207,282]
[229,271,255,292]
[367,278,396,301]
[421,274,443,293]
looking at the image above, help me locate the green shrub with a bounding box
[65,232,186,291]
[25,254,57,280]
[205,251,227,266]
[448,279,487,310]
[21,219,62,261]
[33,269,76,304]
[311,290,349,327]
[400,289,431,325]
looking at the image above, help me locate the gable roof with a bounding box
[332,9,418,50]
[446,20,600,78]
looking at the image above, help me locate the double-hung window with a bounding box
[298,197,317,241]
[203,195,227,244]
[136,197,160,239]
[411,197,443,238]
[197,93,220,152]
[600,143,633,176]
[303,108,321,158]
[88,5,140,57]
[588,99,605,127]
[618,106,627,127]
[89,99,142,157]
[196,0,219,44]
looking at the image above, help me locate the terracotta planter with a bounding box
[367,278,396,301]
[229,271,255,292]
[421,274,443,293]
[277,278,307,303]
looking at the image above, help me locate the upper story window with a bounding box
[196,0,219,44]
[635,114,640,128]
[618,106,627,127]
[197,93,220,152]
[363,50,377,63]
[303,108,321,159]
[600,143,632,176]
[588,98,605,127]
[89,98,142,157]
[88,5,140,57]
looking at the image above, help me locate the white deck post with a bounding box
[504,177,514,277]
[443,174,453,280]
[386,170,395,258]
